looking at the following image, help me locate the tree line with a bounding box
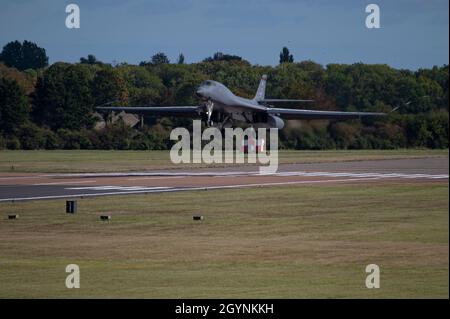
[0,41,448,150]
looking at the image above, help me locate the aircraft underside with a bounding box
[201,100,285,130]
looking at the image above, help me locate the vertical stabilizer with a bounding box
[254,74,267,101]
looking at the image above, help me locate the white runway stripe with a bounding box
[126,176,185,181]
[273,171,448,180]
[34,180,97,186]
[66,186,172,191]
[47,171,252,178]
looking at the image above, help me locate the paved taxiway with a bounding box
[0,157,447,202]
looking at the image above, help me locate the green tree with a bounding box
[17,122,46,150]
[151,52,170,65]
[0,77,30,133]
[0,63,36,94]
[0,49,445,151]
[203,52,244,62]
[0,40,48,70]
[80,54,103,65]
[117,65,165,105]
[279,47,294,64]
[91,68,128,106]
[32,63,95,130]
[177,53,185,64]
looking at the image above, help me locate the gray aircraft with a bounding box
[96,75,386,129]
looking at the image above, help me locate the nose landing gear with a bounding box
[202,100,233,130]
[205,100,214,127]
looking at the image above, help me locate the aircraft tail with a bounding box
[254,74,267,101]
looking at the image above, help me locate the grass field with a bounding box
[0,149,448,173]
[0,181,448,298]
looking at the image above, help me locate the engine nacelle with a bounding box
[253,115,285,129]
[267,115,285,129]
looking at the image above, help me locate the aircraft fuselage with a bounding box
[195,80,270,127]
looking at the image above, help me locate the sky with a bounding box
[0,0,448,69]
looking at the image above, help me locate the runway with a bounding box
[0,157,448,202]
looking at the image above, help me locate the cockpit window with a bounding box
[202,80,214,86]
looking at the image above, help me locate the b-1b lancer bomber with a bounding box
[96,75,386,129]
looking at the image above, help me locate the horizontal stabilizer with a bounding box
[268,108,386,120]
